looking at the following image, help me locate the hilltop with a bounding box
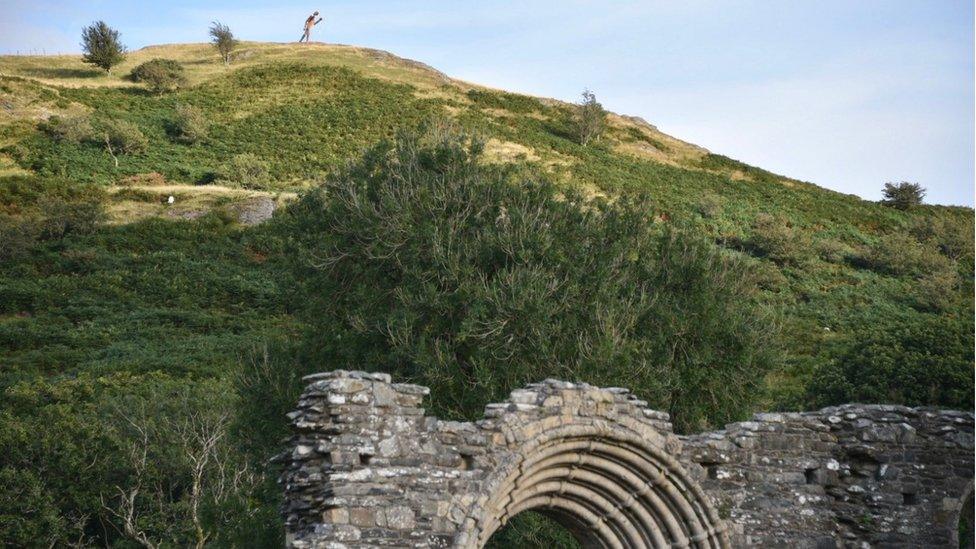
[0,42,971,547]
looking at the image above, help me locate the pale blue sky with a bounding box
[2,1,973,205]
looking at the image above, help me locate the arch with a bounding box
[458,420,729,549]
[281,372,973,548]
[953,481,975,548]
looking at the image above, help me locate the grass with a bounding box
[0,41,972,546]
[2,41,972,406]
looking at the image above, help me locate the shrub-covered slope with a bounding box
[0,42,971,546]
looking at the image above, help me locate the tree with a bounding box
[209,21,238,65]
[130,59,187,93]
[881,181,925,210]
[100,119,147,167]
[575,89,606,146]
[101,380,260,549]
[81,21,126,73]
[284,125,779,433]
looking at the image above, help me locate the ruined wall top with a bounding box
[280,370,974,548]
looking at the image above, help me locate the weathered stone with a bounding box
[280,370,974,548]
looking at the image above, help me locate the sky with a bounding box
[2,1,973,206]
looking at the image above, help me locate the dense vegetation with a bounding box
[0,43,972,546]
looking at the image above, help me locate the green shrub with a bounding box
[466,89,543,114]
[910,214,974,263]
[37,196,105,239]
[130,58,187,93]
[810,313,973,409]
[859,232,951,277]
[100,119,148,164]
[284,127,779,432]
[748,213,808,265]
[40,115,95,144]
[695,193,724,219]
[0,373,265,548]
[911,269,958,312]
[816,238,852,264]
[881,181,925,210]
[218,153,271,189]
[171,103,209,143]
[0,215,39,260]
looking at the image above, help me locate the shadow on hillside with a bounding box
[20,67,104,79]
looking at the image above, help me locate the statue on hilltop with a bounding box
[299,11,323,43]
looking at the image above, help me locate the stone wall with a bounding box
[681,405,974,547]
[279,371,974,548]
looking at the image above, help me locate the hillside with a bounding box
[0,42,972,546]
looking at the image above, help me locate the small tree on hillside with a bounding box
[881,181,926,210]
[210,21,238,65]
[81,21,127,73]
[575,89,606,146]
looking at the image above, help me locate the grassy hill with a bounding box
[0,42,972,546]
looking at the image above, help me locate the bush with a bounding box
[881,181,925,210]
[284,126,779,432]
[100,119,148,164]
[130,58,187,93]
[37,196,105,240]
[859,232,951,277]
[118,172,168,186]
[0,215,40,260]
[81,21,126,73]
[816,238,852,264]
[748,213,808,265]
[910,214,974,263]
[911,269,958,312]
[695,193,724,219]
[171,103,209,143]
[810,314,973,409]
[0,374,264,548]
[40,115,94,144]
[218,153,271,189]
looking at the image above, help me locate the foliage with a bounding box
[695,193,724,219]
[0,214,39,261]
[36,196,105,239]
[695,153,783,185]
[283,127,778,431]
[16,64,439,187]
[881,181,925,210]
[858,232,951,277]
[0,48,974,547]
[809,313,973,409]
[487,512,580,548]
[100,119,148,167]
[40,115,94,144]
[218,153,271,189]
[575,89,606,146]
[130,58,187,93]
[467,89,545,114]
[0,188,290,545]
[0,175,105,258]
[748,213,809,265]
[910,214,975,264]
[210,21,238,65]
[171,103,209,143]
[80,21,126,73]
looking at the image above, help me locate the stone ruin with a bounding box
[279,370,974,548]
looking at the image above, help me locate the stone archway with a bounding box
[460,422,728,548]
[280,371,974,548]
